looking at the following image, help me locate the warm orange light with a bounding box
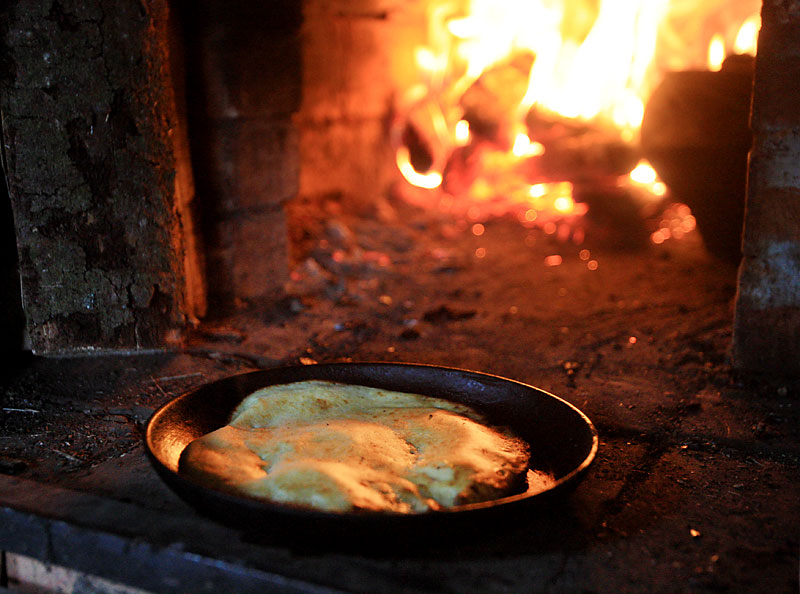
[447,17,476,39]
[553,195,574,214]
[544,254,562,267]
[512,133,545,157]
[528,184,547,199]
[454,119,471,146]
[630,160,657,185]
[394,0,759,239]
[629,159,668,201]
[396,147,442,189]
[521,0,668,132]
[734,16,760,55]
[707,34,726,71]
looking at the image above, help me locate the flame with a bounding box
[394,0,761,245]
[454,119,471,145]
[521,0,668,132]
[512,133,545,158]
[734,15,760,55]
[707,34,726,71]
[707,14,761,70]
[396,147,443,189]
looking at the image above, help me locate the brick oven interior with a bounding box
[1,1,799,593]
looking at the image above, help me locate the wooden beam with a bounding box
[1,0,204,353]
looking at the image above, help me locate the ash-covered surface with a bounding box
[1,197,799,593]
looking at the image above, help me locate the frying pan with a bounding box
[146,363,598,545]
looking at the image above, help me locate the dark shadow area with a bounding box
[0,161,25,353]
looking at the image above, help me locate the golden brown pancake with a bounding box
[179,380,533,513]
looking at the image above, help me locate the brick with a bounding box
[205,208,289,310]
[298,119,399,209]
[185,1,302,119]
[300,0,424,122]
[203,118,299,213]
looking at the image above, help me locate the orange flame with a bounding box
[394,0,761,244]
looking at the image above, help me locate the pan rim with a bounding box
[145,362,599,521]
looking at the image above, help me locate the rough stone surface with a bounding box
[733,0,800,375]
[0,200,797,593]
[0,0,200,353]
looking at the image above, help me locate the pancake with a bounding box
[179,380,532,513]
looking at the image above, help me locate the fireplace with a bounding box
[1,1,799,593]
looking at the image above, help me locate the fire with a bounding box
[394,0,761,246]
[454,119,471,145]
[734,15,760,54]
[520,0,667,133]
[396,147,443,190]
[708,34,726,71]
[708,14,760,70]
[512,133,545,158]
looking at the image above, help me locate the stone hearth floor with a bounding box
[1,198,798,593]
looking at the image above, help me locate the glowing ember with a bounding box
[512,133,545,158]
[650,203,696,245]
[630,160,657,184]
[629,159,667,197]
[396,147,443,190]
[454,120,471,146]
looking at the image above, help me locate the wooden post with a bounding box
[1,0,204,353]
[733,0,800,376]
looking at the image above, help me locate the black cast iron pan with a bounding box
[146,363,598,546]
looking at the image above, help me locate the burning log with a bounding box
[441,110,640,197]
[523,111,640,185]
[640,56,754,261]
[459,54,534,143]
[400,121,436,175]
